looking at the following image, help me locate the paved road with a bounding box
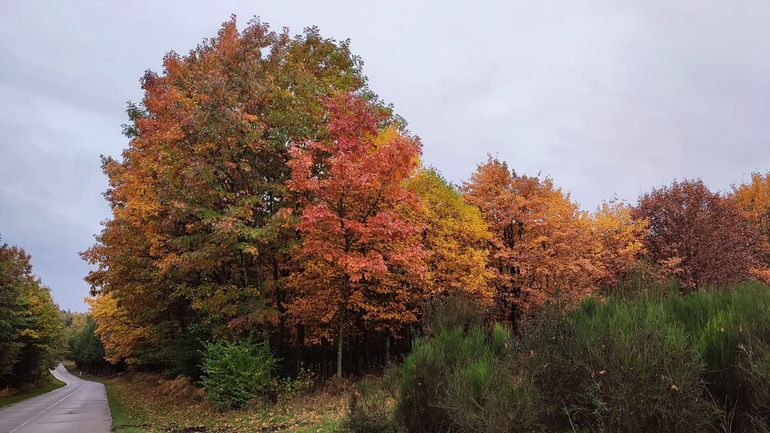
[0,364,111,433]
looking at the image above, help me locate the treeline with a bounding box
[0,240,63,389]
[84,17,770,382]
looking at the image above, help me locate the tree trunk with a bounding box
[337,307,344,377]
[385,335,391,366]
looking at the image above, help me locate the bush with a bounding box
[276,368,315,402]
[348,367,400,433]
[395,323,539,433]
[200,340,275,410]
[525,297,715,433]
[665,281,770,428]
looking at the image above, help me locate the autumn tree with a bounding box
[405,168,494,305]
[0,239,63,387]
[633,180,766,290]
[463,157,598,321]
[286,94,424,377]
[589,200,648,290]
[732,171,770,243]
[83,18,373,375]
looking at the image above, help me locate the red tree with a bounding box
[633,180,766,290]
[286,94,425,376]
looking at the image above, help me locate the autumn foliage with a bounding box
[633,180,768,290]
[462,157,647,321]
[286,94,425,376]
[83,18,770,385]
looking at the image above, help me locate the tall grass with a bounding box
[526,279,770,432]
[395,323,539,433]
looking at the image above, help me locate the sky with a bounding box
[2,0,770,312]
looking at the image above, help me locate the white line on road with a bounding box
[8,382,84,433]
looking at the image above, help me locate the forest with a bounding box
[5,16,770,433]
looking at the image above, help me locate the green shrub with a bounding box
[395,323,539,433]
[276,368,315,402]
[200,340,275,410]
[525,297,715,433]
[348,367,400,433]
[665,281,770,428]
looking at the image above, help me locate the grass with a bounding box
[0,371,66,408]
[63,364,347,432]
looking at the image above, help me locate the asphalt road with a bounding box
[0,364,111,433]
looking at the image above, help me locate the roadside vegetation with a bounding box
[0,239,65,398]
[0,372,65,409]
[349,280,770,433]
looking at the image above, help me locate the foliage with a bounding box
[347,367,400,433]
[523,281,770,432]
[87,293,147,366]
[732,171,770,244]
[200,339,276,409]
[395,324,539,433]
[463,157,646,323]
[276,368,315,402]
[71,316,106,365]
[525,297,714,433]
[0,240,64,388]
[663,281,770,427]
[83,17,373,374]
[633,179,768,290]
[406,168,494,305]
[590,200,649,290]
[420,292,488,336]
[286,94,425,376]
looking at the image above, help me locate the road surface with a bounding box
[0,364,111,433]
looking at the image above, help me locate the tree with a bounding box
[463,157,598,321]
[71,317,106,373]
[405,168,494,305]
[732,172,770,244]
[589,200,649,290]
[0,240,63,387]
[82,17,372,375]
[633,180,766,290]
[286,94,425,376]
[87,293,146,365]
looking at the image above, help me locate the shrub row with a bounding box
[352,281,770,432]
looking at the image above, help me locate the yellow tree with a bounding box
[589,200,648,289]
[86,294,147,365]
[405,168,494,306]
[732,172,770,243]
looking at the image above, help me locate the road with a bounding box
[0,364,111,433]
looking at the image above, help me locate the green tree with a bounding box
[0,239,64,387]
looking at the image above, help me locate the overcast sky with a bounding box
[2,0,770,311]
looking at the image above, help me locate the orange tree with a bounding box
[83,18,373,375]
[463,157,598,322]
[286,94,425,376]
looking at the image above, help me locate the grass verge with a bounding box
[0,372,66,408]
[63,364,346,432]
